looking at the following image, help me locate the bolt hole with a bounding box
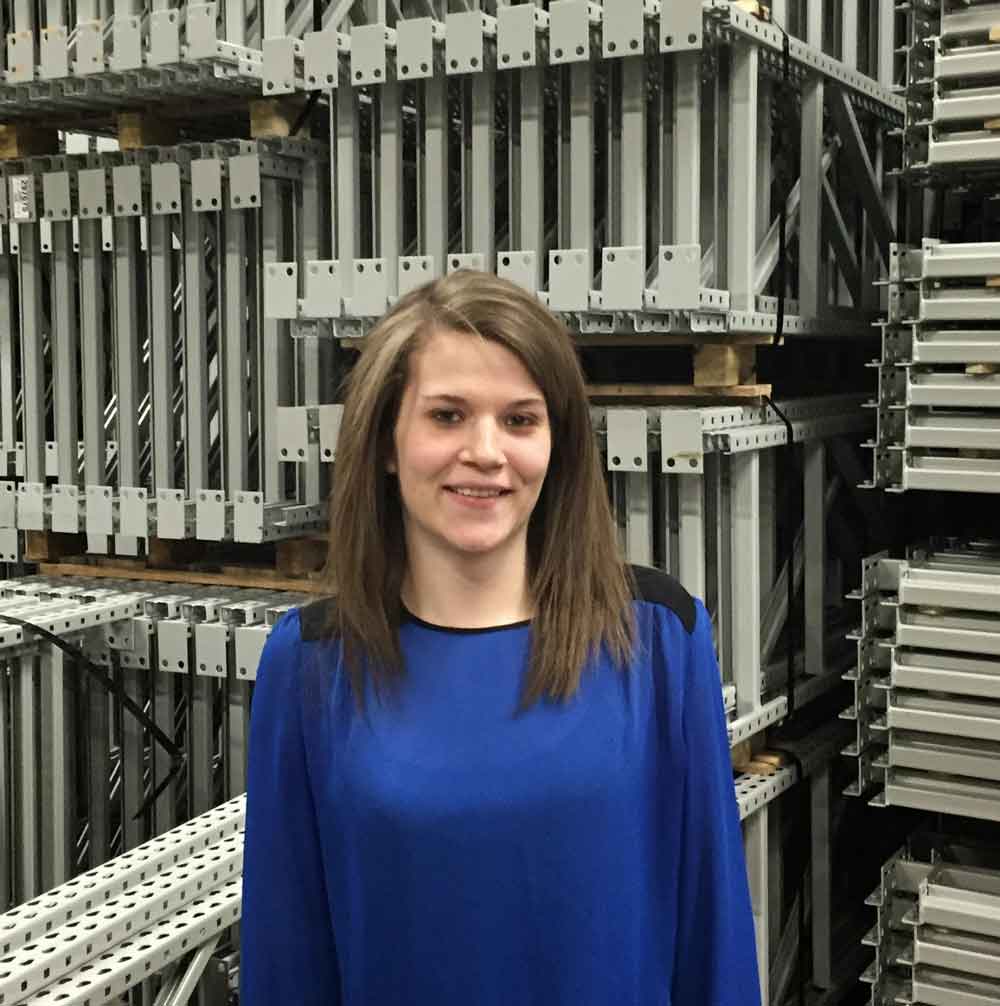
[554,47,563,58]
[522,50,530,61]
[608,41,616,53]
[688,33,697,44]
[633,456,642,466]
[612,456,621,466]
[401,64,409,74]
[630,39,639,50]
[450,58,458,69]
[666,458,676,468]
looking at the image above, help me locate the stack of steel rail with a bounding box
[0,797,245,1006]
[861,847,1000,1006]
[844,543,1000,821]
[869,240,1000,493]
[0,575,308,914]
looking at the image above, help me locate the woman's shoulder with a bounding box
[627,563,697,635]
[297,596,340,642]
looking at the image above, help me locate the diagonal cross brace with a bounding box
[821,175,861,306]
[827,86,894,267]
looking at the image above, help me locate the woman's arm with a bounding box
[240,610,341,1004]
[671,600,761,1006]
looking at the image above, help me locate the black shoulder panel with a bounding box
[629,564,697,634]
[298,597,339,642]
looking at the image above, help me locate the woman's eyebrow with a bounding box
[420,393,546,409]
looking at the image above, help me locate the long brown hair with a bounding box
[323,270,636,710]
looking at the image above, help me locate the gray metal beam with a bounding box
[821,175,861,305]
[828,85,894,267]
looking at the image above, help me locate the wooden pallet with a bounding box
[31,532,329,592]
[587,382,771,403]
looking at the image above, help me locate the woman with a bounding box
[240,271,759,1005]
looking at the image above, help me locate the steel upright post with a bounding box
[519,65,545,286]
[569,62,594,254]
[471,71,496,270]
[148,214,177,491]
[15,656,38,900]
[18,224,46,485]
[51,220,80,484]
[183,203,210,495]
[40,648,74,888]
[799,77,824,317]
[672,54,701,246]
[731,452,761,715]
[728,43,758,310]
[114,217,144,554]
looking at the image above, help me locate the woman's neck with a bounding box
[400,543,533,629]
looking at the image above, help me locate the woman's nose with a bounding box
[462,419,504,466]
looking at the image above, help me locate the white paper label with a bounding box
[10,175,34,222]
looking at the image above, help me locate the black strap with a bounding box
[0,613,186,822]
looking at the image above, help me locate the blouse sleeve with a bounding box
[240,610,341,1005]
[671,600,761,1006]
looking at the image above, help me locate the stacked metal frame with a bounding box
[860,847,934,1006]
[0,574,308,913]
[844,544,1000,822]
[902,862,1000,1004]
[0,137,335,555]
[259,0,902,339]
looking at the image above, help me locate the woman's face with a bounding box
[389,328,552,564]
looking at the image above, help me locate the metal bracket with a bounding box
[448,252,485,273]
[304,29,342,89]
[112,165,143,218]
[398,255,434,295]
[191,158,222,212]
[276,406,313,463]
[318,405,344,462]
[155,489,194,539]
[228,154,261,209]
[17,483,46,530]
[549,0,595,64]
[602,0,645,58]
[51,484,81,533]
[263,36,299,95]
[7,31,34,83]
[497,4,546,70]
[396,18,441,80]
[654,244,701,310]
[85,485,115,536]
[148,8,182,65]
[40,25,70,79]
[301,260,341,318]
[77,168,108,220]
[74,20,104,75]
[596,246,644,311]
[186,3,220,61]
[660,0,702,52]
[111,13,143,72]
[351,23,393,86]
[661,409,705,474]
[348,259,389,316]
[548,249,591,312]
[446,10,495,75]
[0,482,14,528]
[195,491,228,542]
[119,487,149,538]
[497,251,538,293]
[264,262,298,319]
[42,172,72,221]
[606,410,648,472]
[150,162,182,215]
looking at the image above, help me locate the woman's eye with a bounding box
[431,410,462,424]
[507,414,537,428]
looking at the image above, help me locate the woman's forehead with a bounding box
[407,328,544,397]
